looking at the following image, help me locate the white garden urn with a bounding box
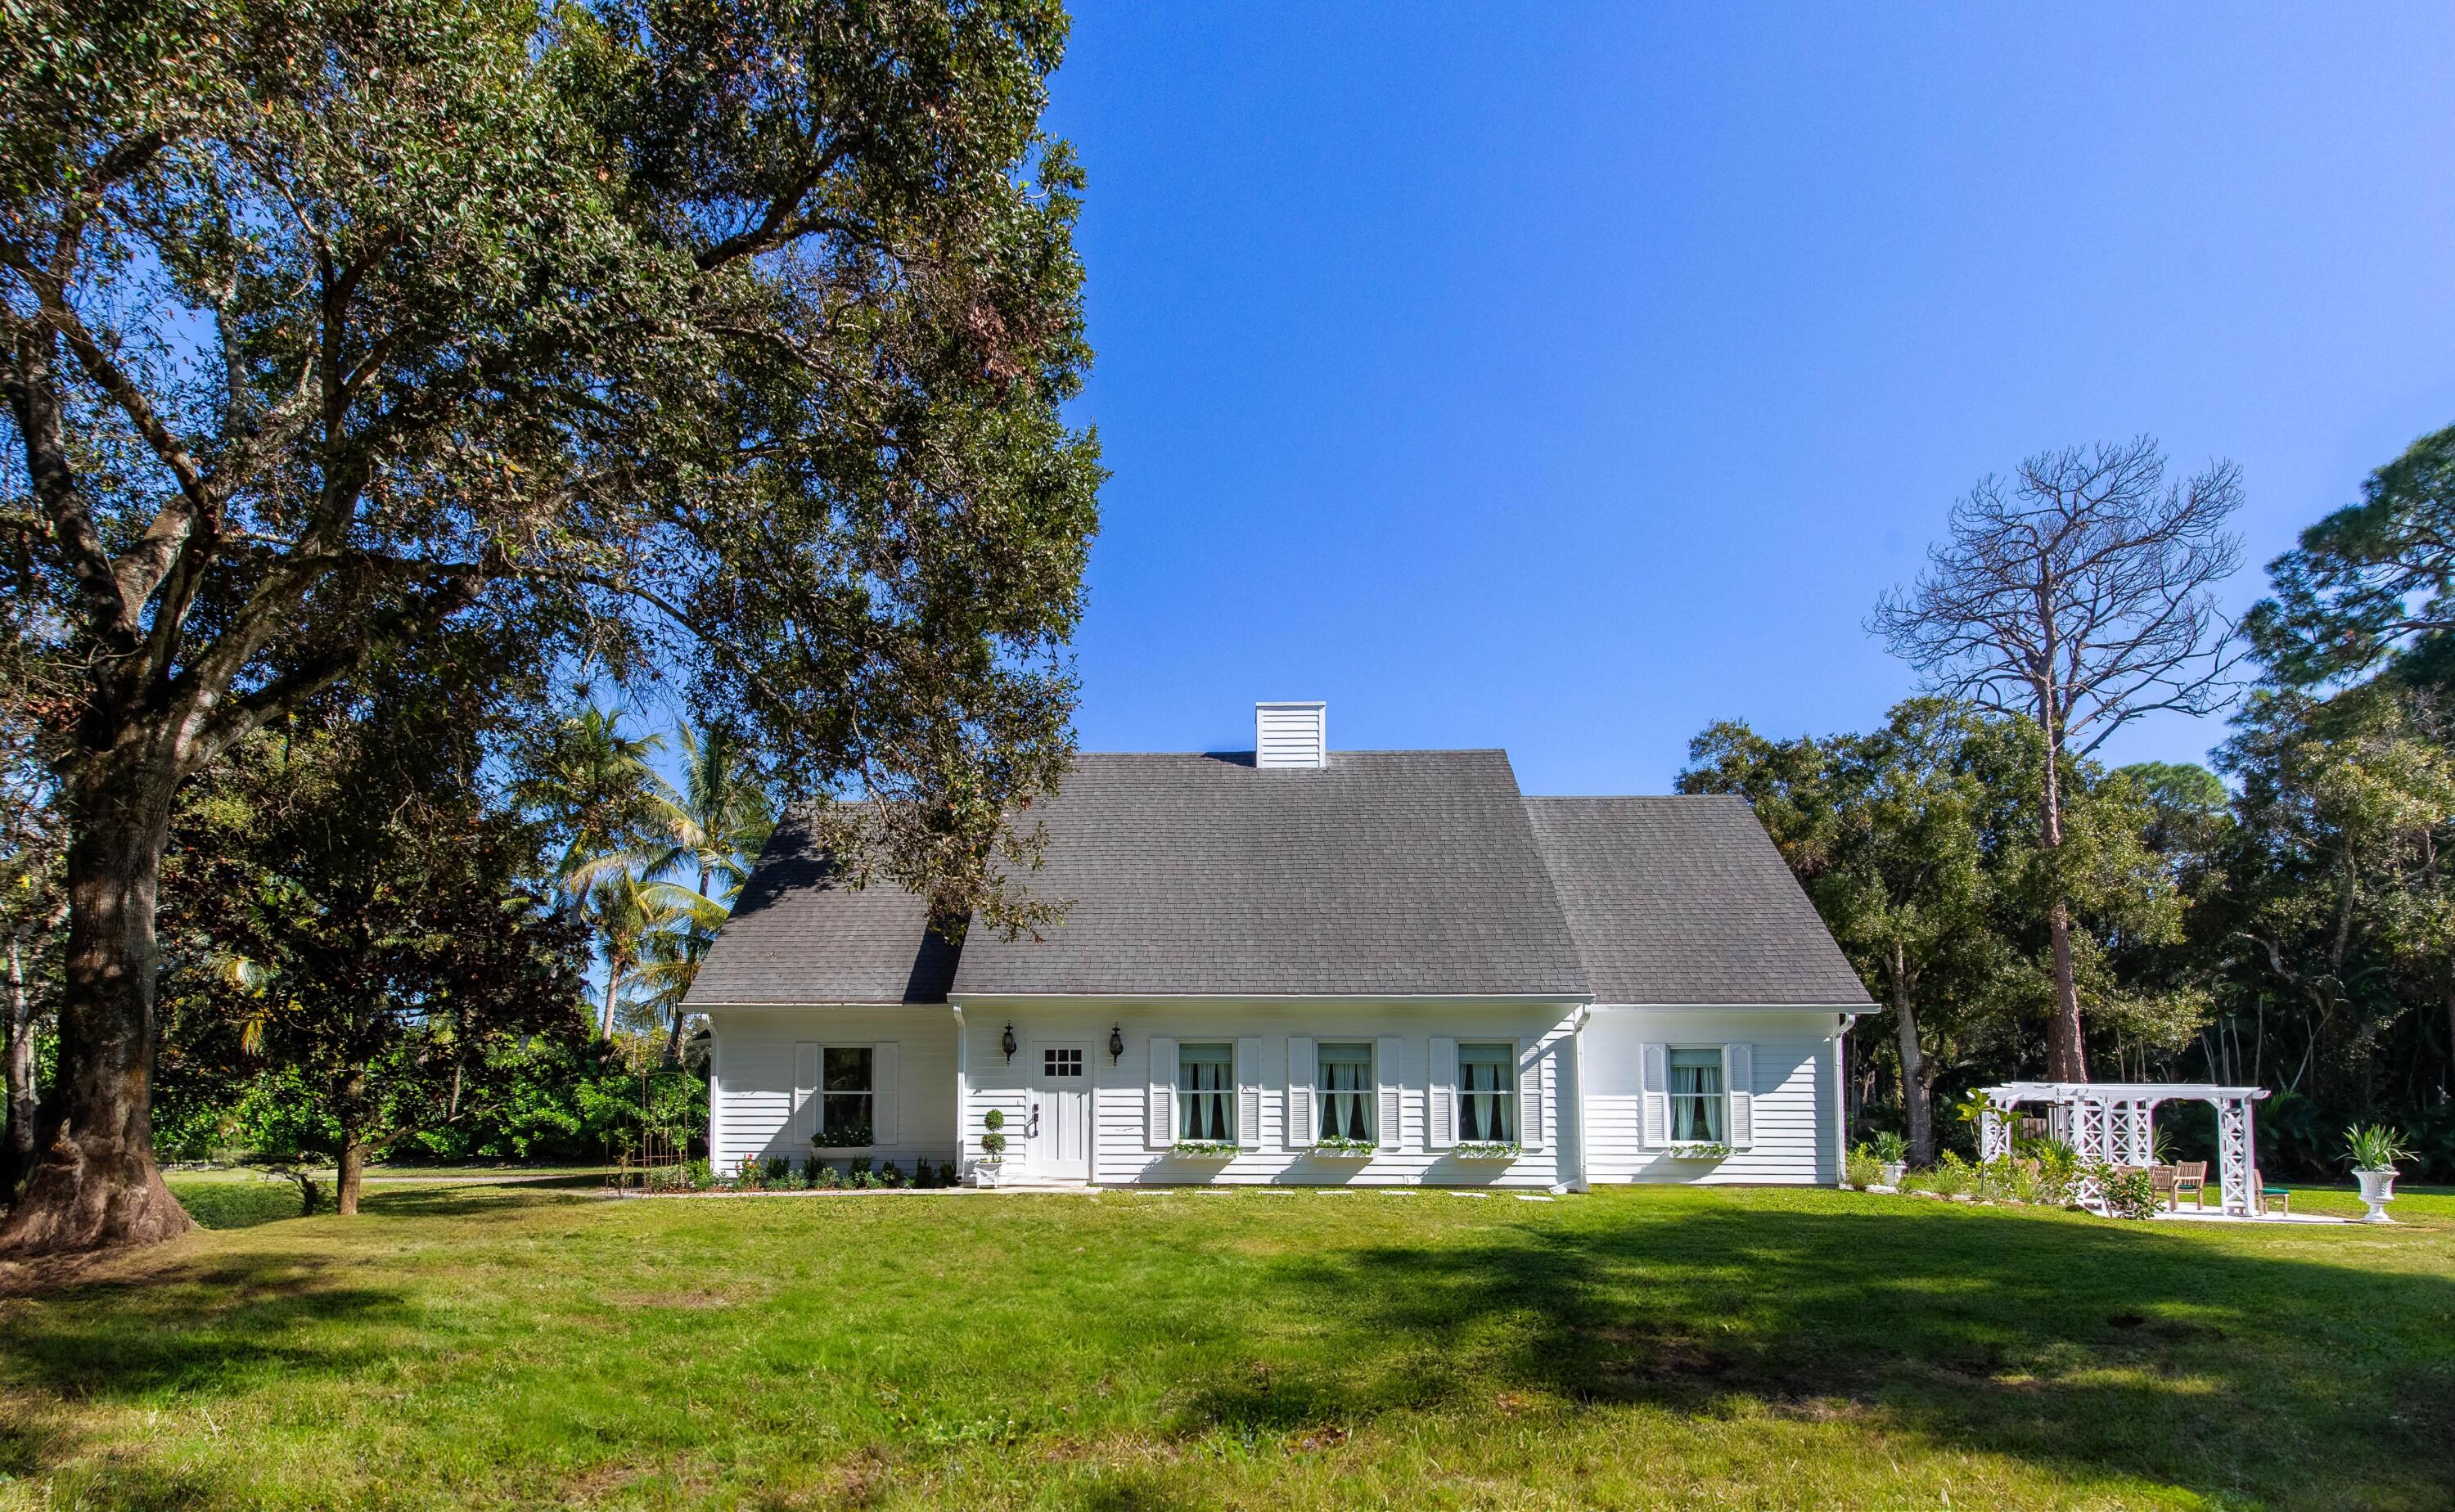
[1881,1162,1907,1188]
[2354,1168,2397,1224]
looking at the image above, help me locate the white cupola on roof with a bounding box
[1255,701,1327,768]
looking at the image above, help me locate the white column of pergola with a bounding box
[1975,1082,2271,1217]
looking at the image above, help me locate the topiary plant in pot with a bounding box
[2345,1124,2413,1224]
[975,1109,1009,1187]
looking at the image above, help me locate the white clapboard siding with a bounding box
[954,1006,1578,1189]
[1581,1007,1842,1185]
[705,1010,957,1175]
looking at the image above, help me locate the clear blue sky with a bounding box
[1040,4,2455,792]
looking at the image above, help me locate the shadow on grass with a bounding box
[1198,1200,2455,1507]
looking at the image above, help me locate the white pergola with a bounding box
[1975,1082,2272,1217]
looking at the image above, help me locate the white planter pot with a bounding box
[2355,1168,2397,1224]
[1881,1163,1907,1187]
[971,1159,1006,1189]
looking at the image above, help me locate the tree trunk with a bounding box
[4,923,43,1199]
[0,771,194,1254]
[1891,944,1935,1166]
[599,969,620,1038]
[2038,736,2086,1082]
[336,1132,366,1217]
[662,1004,686,1067]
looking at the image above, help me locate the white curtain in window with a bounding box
[1668,1047,1723,1142]
[1178,1044,1234,1140]
[1318,1043,1372,1141]
[1457,1043,1514,1141]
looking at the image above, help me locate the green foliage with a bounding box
[2344,1123,2414,1173]
[1867,1131,1909,1165]
[1843,1145,1884,1190]
[2246,422,2455,688]
[1170,1140,1240,1159]
[2095,1166,2161,1221]
[1310,1135,1376,1157]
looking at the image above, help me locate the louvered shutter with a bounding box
[795,1042,820,1142]
[1724,1042,1754,1150]
[1641,1042,1669,1149]
[1286,1037,1314,1149]
[1517,1038,1545,1151]
[1427,1036,1458,1149]
[1147,1035,1176,1149]
[873,1042,900,1146]
[1376,1037,1404,1149]
[1235,1037,1262,1150]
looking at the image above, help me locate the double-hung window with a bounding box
[1317,1042,1373,1141]
[822,1046,875,1147]
[1457,1042,1516,1141]
[1178,1042,1234,1141]
[1667,1047,1723,1143]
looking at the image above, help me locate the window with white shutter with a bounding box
[1640,1042,1669,1148]
[1285,1036,1314,1149]
[1516,1037,1545,1151]
[1146,1034,1176,1149]
[1236,1037,1263,1150]
[1427,1036,1459,1149]
[1723,1042,1755,1150]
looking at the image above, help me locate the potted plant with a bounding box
[2345,1123,2412,1225]
[1310,1134,1376,1159]
[1453,1141,1521,1162]
[1870,1131,1908,1188]
[974,1109,1009,1187]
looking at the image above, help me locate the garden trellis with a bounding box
[1975,1082,2271,1217]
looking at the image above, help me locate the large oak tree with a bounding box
[0,0,1101,1252]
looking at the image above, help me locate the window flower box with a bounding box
[1453,1141,1522,1162]
[1309,1136,1377,1159]
[1669,1142,1732,1161]
[1170,1140,1240,1159]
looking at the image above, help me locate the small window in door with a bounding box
[1043,1047,1083,1078]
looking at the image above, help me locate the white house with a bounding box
[689,703,1869,1190]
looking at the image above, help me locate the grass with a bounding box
[0,1182,2446,1510]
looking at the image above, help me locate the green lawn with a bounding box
[0,1181,2447,1510]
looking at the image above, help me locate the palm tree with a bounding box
[587,869,682,1039]
[636,724,774,1062]
[525,708,669,898]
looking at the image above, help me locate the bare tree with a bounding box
[1870,437,2245,1080]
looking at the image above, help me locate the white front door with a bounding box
[1030,1043,1092,1182]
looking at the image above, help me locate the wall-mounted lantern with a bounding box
[1108,1024,1125,1065]
[1001,1022,1017,1063]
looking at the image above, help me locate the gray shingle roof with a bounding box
[1522,794,1872,1006]
[683,821,959,1006]
[948,750,1588,997]
[687,753,1869,1008]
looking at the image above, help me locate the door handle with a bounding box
[1029,1102,1041,1138]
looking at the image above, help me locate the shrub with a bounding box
[764,1155,791,1185]
[1868,1131,1908,1166]
[935,1160,958,1187]
[850,1168,876,1190]
[2097,1164,2159,1221]
[1916,1150,1975,1199]
[818,1163,843,1190]
[1844,1145,1883,1190]
[880,1161,905,1188]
